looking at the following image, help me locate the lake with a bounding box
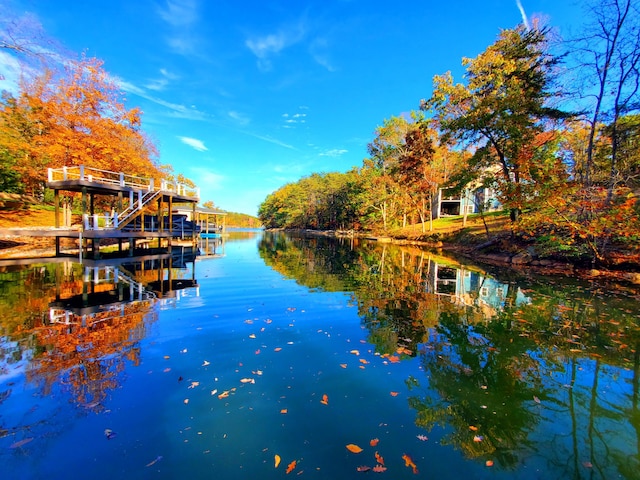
[1,230,639,479]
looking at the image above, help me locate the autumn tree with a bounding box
[425,25,570,223]
[0,56,160,195]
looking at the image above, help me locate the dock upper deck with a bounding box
[46,166,200,203]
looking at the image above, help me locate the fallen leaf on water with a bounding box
[469,425,478,431]
[252,370,263,375]
[372,465,387,472]
[184,398,189,404]
[211,389,218,396]
[356,465,371,472]
[202,360,210,366]
[10,437,34,448]
[281,409,288,414]
[370,438,379,447]
[486,460,494,467]
[275,454,281,468]
[218,391,230,399]
[286,460,297,474]
[249,334,256,339]
[388,355,400,363]
[274,347,282,352]
[104,429,117,440]
[533,396,541,404]
[375,451,384,465]
[582,461,593,468]
[189,381,199,389]
[346,444,363,453]
[163,355,170,360]
[390,391,399,397]
[402,453,419,474]
[416,434,428,441]
[350,350,360,355]
[240,378,255,384]
[255,349,261,355]
[163,368,171,373]
[320,394,328,405]
[146,455,163,467]
[473,435,484,442]
[359,359,369,364]
[340,364,347,369]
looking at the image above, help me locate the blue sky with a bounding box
[1,0,584,215]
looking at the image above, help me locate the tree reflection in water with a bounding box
[0,256,195,411]
[259,231,640,478]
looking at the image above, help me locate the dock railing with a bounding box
[47,166,200,199]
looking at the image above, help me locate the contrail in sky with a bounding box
[516,0,531,30]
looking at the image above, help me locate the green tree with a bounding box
[425,25,570,222]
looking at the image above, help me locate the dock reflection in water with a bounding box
[0,253,199,411]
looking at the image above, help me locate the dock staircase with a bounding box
[47,166,200,233]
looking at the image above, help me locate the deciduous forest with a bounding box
[258,0,640,266]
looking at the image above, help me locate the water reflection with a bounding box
[259,231,640,478]
[0,253,199,412]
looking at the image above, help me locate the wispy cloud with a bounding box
[281,109,307,129]
[319,148,348,157]
[179,136,208,151]
[228,110,250,126]
[157,0,200,54]
[245,22,306,71]
[243,131,295,150]
[145,68,179,91]
[515,0,531,30]
[118,78,207,121]
[310,37,336,72]
[157,0,199,27]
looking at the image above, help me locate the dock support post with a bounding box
[54,189,60,228]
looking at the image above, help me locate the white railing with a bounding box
[47,166,200,199]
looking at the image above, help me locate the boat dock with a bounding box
[0,165,202,260]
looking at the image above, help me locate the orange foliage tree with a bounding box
[0,56,160,195]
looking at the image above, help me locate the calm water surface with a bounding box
[1,231,639,479]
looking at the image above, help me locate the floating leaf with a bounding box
[10,437,34,448]
[274,347,282,352]
[163,355,170,360]
[202,360,210,366]
[359,359,369,364]
[274,454,281,468]
[533,396,541,404]
[249,333,256,339]
[469,425,478,431]
[346,444,363,453]
[255,349,261,355]
[350,350,360,355]
[184,398,189,404]
[375,451,384,466]
[402,453,418,474]
[281,409,288,414]
[189,381,199,389]
[486,460,494,467]
[146,455,163,467]
[473,435,484,442]
[218,391,230,399]
[356,465,371,472]
[320,394,328,405]
[390,391,399,397]
[286,460,297,474]
[372,465,387,472]
[340,364,347,368]
[240,378,255,384]
[370,438,379,447]
[416,434,428,441]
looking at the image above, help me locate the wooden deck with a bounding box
[0,166,203,260]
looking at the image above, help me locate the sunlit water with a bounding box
[1,230,639,479]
